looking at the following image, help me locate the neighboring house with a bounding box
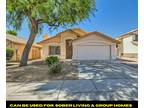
[38,28,120,60]
[116,29,138,58]
[6,34,42,61]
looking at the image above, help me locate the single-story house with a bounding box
[116,29,138,58]
[6,34,42,61]
[38,28,120,60]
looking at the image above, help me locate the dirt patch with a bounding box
[6,62,78,82]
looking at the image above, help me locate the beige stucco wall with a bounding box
[123,35,138,53]
[41,43,61,59]
[116,30,138,58]
[117,35,138,58]
[73,33,117,60]
[7,40,42,61]
[41,31,78,60]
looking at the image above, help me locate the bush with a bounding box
[6,48,14,61]
[49,62,62,74]
[45,56,59,66]
[6,30,17,36]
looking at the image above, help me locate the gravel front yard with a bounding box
[7,62,79,82]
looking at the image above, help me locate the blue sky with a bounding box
[7,0,138,42]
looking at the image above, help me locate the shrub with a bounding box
[6,30,17,36]
[45,56,59,66]
[49,62,62,74]
[6,48,14,61]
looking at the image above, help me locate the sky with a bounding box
[7,0,138,42]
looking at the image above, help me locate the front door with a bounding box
[66,39,73,59]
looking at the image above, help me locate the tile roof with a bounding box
[73,31,120,44]
[71,28,87,36]
[6,34,42,48]
[116,28,138,40]
[37,28,87,44]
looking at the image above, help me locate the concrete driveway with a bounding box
[7,61,137,101]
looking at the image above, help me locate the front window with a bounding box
[132,35,138,41]
[49,46,60,55]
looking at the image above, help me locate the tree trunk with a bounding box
[19,19,38,66]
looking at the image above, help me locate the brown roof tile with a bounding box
[116,29,138,40]
[73,31,120,44]
[37,28,87,44]
[6,34,42,48]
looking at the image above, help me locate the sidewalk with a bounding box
[7,79,137,101]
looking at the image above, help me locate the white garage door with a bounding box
[76,45,110,60]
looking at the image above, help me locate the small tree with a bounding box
[7,0,96,66]
[6,48,14,61]
[45,56,59,67]
[6,30,17,36]
[49,62,62,74]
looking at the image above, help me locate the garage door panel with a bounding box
[77,45,110,60]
